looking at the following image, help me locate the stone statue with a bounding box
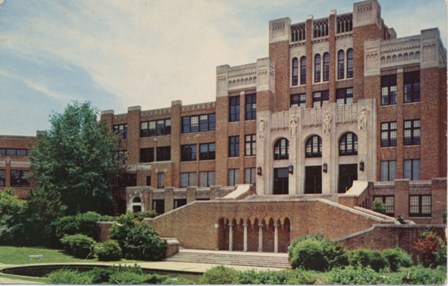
[359,107,368,131]
[259,118,266,139]
[322,111,332,133]
[289,115,298,137]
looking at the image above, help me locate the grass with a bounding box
[0,272,48,284]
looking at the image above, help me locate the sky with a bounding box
[0,0,446,136]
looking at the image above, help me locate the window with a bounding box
[338,50,345,79]
[244,168,256,185]
[0,170,5,187]
[380,160,396,181]
[0,148,28,156]
[229,96,240,122]
[381,74,397,105]
[146,176,151,186]
[381,122,397,147]
[180,172,197,187]
[336,88,353,105]
[182,114,215,133]
[339,132,358,155]
[156,146,171,161]
[312,90,329,107]
[157,173,165,188]
[181,144,197,161]
[199,171,215,187]
[115,150,128,163]
[152,199,165,215]
[173,199,187,209]
[306,135,322,158]
[404,119,420,145]
[300,56,306,84]
[113,124,128,140]
[274,138,289,160]
[140,148,154,163]
[140,119,171,137]
[409,195,431,217]
[199,143,215,160]
[122,173,137,187]
[245,135,256,156]
[314,54,321,83]
[346,48,353,78]
[10,170,30,187]
[292,57,298,86]
[404,71,420,103]
[323,53,330,82]
[245,94,256,120]
[404,159,420,180]
[228,169,239,186]
[373,196,395,215]
[228,136,240,157]
[290,93,306,107]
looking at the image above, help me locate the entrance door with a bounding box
[338,164,358,193]
[273,168,289,194]
[305,166,322,194]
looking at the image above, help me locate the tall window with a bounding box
[113,124,128,140]
[380,160,396,181]
[152,199,165,214]
[306,135,322,157]
[199,171,215,187]
[180,172,197,187]
[300,56,307,84]
[173,199,187,209]
[245,94,256,120]
[373,196,395,216]
[0,170,5,187]
[199,143,215,160]
[140,119,171,137]
[323,52,330,82]
[0,148,29,156]
[338,50,345,79]
[409,195,431,217]
[314,54,321,83]
[229,96,240,122]
[312,90,329,107]
[381,122,397,147]
[346,48,353,78]
[244,168,256,185]
[404,159,420,180]
[140,148,154,163]
[381,74,397,105]
[339,132,358,155]
[181,144,197,161]
[336,88,353,105]
[292,57,298,86]
[11,170,30,187]
[182,114,215,133]
[404,119,420,145]
[404,71,420,103]
[228,136,239,157]
[274,138,289,160]
[156,146,171,161]
[245,135,256,156]
[290,93,306,107]
[228,169,239,186]
[122,173,137,187]
[157,172,165,188]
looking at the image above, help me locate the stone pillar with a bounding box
[243,223,248,252]
[229,222,234,251]
[258,223,263,252]
[274,222,279,253]
[164,188,174,212]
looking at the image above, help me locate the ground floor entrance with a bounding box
[338,164,358,193]
[305,166,322,194]
[273,167,289,194]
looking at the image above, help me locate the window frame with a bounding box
[199,143,215,160]
[339,132,358,156]
[381,74,397,105]
[10,170,30,187]
[403,119,420,145]
[336,87,353,105]
[323,52,330,82]
[182,114,215,133]
[292,57,299,86]
[229,96,240,122]
[373,196,395,216]
[244,168,256,185]
[337,50,345,79]
[404,71,420,103]
[381,121,397,147]
[290,93,306,107]
[245,134,256,156]
[346,48,353,78]
[300,56,306,85]
[113,124,128,140]
[409,195,431,217]
[274,138,289,160]
[140,119,171,137]
[228,168,240,186]
[199,171,215,187]
[140,148,154,163]
[156,146,171,161]
[312,90,329,108]
[404,159,420,180]
[228,136,240,157]
[181,144,197,161]
[314,54,321,83]
[380,160,396,181]
[245,93,257,120]
[180,172,197,187]
[305,135,322,158]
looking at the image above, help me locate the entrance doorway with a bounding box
[305,166,322,194]
[273,168,289,194]
[338,164,358,193]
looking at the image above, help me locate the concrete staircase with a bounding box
[164,249,290,269]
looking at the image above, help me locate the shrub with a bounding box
[52,212,107,245]
[47,269,93,284]
[435,244,447,267]
[371,199,386,214]
[0,188,27,245]
[200,265,239,284]
[329,265,389,285]
[109,213,138,250]
[414,230,444,267]
[95,240,122,261]
[401,265,447,284]
[60,234,96,258]
[109,271,150,284]
[349,249,387,272]
[237,269,316,285]
[133,210,157,221]
[87,267,113,284]
[383,248,413,272]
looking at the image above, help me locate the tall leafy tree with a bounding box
[30,101,119,215]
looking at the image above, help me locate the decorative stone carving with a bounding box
[322,111,332,133]
[258,118,266,140]
[358,107,368,131]
[289,115,298,137]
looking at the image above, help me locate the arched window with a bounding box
[314,54,321,83]
[133,197,142,203]
[346,48,353,78]
[274,138,289,160]
[305,135,322,158]
[300,56,306,85]
[292,57,298,86]
[338,50,345,79]
[339,132,358,155]
[323,53,330,82]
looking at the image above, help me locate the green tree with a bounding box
[30,101,120,215]
[0,188,27,245]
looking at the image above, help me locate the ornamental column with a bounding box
[228,222,233,251]
[274,222,279,253]
[243,223,248,252]
[258,223,263,252]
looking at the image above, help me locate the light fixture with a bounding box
[323,163,328,173]
[359,160,365,172]
[257,166,262,176]
[288,164,294,174]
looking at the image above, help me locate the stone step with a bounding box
[165,250,290,269]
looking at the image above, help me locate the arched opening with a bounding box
[131,197,143,213]
[233,218,244,251]
[278,218,291,253]
[218,218,229,250]
[263,218,275,252]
